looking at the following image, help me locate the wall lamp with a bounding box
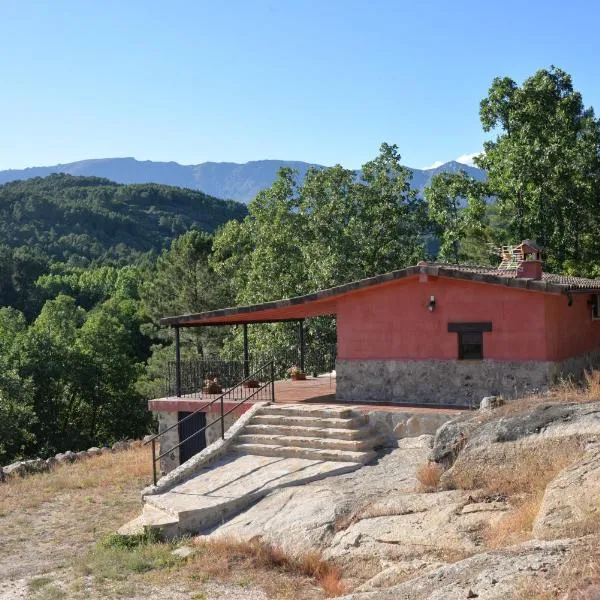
[427,295,436,312]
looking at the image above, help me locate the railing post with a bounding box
[243,323,249,379]
[220,394,225,439]
[152,438,157,486]
[174,325,182,397]
[298,320,305,373]
[270,361,275,403]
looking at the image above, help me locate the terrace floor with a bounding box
[149,373,464,415]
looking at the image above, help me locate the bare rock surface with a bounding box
[324,490,507,565]
[203,436,434,554]
[432,402,600,487]
[433,402,600,462]
[339,537,585,600]
[533,447,600,540]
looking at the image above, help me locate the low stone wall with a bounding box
[0,438,146,483]
[337,359,544,406]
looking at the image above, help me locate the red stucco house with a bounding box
[162,243,600,406]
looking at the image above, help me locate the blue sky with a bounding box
[1,0,599,171]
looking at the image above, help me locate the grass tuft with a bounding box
[192,536,347,597]
[416,462,443,492]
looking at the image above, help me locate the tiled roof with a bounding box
[434,264,600,290]
[161,263,600,327]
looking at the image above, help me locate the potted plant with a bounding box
[243,379,260,389]
[202,377,223,394]
[287,365,307,381]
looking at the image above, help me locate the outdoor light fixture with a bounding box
[427,296,436,312]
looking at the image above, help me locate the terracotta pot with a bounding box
[202,384,223,394]
[291,372,307,381]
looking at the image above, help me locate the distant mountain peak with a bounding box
[0,157,486,203]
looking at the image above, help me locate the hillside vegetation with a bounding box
[1,65,600,468]
[0,174,247,264]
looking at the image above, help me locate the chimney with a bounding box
[515,240,543,280]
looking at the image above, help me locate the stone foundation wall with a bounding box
[549,350,600,383]
[156,409,243,475]
[337,359,553,407]
[337,351,600,406]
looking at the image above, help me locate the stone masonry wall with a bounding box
[337,351,600,407]
[157,411,179,474]
[156,410,242,475]
[336,359,553,407]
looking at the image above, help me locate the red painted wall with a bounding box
[336,275,600,361]
[544,293,600,360]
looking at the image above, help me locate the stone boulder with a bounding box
[87,447,102,456]
[431,402,600,488]
[2,458,49,477]
[112,440,130,452]
[324,490,508,566]
[55,451,77,464]
[479,396,504,411]
[339,537,589,600]
[429,413,479,466]
[533,447,600,540]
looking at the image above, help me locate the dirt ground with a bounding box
[0,446,325,600]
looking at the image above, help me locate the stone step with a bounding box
[236,433,384,452]
[117,504,179,540]
[143,455,363,536]
[231,442,376,464]
[243,423,374,441]
[259,405,356,419]
[250,414,368,429]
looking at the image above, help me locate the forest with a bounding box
[1,66,600,464]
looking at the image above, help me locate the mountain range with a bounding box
[0,158,486,203]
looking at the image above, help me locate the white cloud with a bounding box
[422,160,444,170]
[455,152,482,167]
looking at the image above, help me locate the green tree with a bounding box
[477,66,600,272]
[212,144,428,360]
[425,171,488,264]
[140,231,234,397]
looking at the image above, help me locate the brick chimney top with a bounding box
[498,241,543,280]
[516,240,542,280]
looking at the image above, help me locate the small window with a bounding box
[459,331,483,360]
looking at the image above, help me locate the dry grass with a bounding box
[514,536,600,599]
[449,437,584,498]
[0,445,155,598]
[480,369,600,422]
[446,438,586,549]
[191,536,347,597]
[416,462,443,492]
[0,444,152,513]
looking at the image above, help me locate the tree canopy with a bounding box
[476,66,600,273]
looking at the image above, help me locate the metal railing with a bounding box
[165,344,337,397]
[146,361,275,485]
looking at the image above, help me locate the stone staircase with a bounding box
[233,404,383,463]
[119,404,383,539]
